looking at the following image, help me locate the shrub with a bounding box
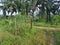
[52,15,60,25]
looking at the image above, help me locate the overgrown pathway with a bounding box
[34,26,60,30]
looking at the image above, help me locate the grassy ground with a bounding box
[33,21,60,28]
[33,15,60,28]
[0,14,60,45]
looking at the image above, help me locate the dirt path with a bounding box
[34,26,60,30]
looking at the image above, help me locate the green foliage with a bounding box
[52,15,60,25]
[14,0,21,9]
[46,30,60,45]
[0,13,60,45]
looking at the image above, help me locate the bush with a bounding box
[52,15,60,25]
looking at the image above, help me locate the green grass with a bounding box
[33,15,60,28]
[33,21,60,28]
[0,14,60,45]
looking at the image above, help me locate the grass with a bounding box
[0,14,60,45]
[33,15,60,28]
[33,21,60,28]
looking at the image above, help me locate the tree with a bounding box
[14,0,21,11]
